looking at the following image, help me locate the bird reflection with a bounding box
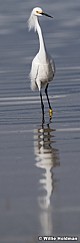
[34,122,60,235]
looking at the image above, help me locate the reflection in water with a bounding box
[34,123,60,235]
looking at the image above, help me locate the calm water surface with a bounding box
[0,0,80,242]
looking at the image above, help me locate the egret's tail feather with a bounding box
[31,80,37,91]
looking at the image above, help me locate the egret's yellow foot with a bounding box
[49,108,53,118]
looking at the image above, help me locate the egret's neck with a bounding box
[36,17,46,56]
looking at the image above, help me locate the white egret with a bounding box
[28,7,55,121]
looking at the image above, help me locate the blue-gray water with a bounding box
[0,0,80,242]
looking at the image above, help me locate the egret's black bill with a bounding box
[42,12,53,18]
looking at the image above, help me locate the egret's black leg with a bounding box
[45,83,53,119]
[40,91,44,123]
[45,84,51,109]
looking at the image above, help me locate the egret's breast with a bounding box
[38,63,54,82]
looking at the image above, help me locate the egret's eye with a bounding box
[36,10,42,14]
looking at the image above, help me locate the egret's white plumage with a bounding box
[28,7,55,121]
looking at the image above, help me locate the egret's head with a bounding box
[28,7,53,32]
[32,7,43,17]
[32,7,53,18]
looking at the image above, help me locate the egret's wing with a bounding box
[30,60,39,90]
[50,57,55,75]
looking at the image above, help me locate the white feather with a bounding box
[28,12,37,32]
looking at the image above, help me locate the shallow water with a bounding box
[0,0,80,242]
